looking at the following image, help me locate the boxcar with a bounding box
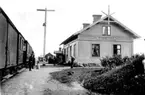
[0,7,34,79]
[0,8,7,73]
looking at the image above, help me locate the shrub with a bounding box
[126,74,145,94]
[100,55,124,69]
[83,55,145,94]
[123,56,130,63]
[100,54,145,69]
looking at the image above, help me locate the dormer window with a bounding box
[103,26,111,36]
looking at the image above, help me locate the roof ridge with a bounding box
[61,15,140,45]
[74,15,140,38]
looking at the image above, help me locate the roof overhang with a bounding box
[60,34,78,45]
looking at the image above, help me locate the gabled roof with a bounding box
[45,53,54,57]
[61,15,140,45]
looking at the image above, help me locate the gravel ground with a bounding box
[1,64,90,95]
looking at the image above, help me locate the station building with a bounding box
[60,14,140,65]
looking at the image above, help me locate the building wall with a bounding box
[63,40,78,62]
[63,21,135,65]
[77,40,133,64]
[76,22,134,65]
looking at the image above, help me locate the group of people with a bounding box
[48,56,75,68]
[27,54,75,70]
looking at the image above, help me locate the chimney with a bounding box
[92,15,102,23]
[83,23,90,28]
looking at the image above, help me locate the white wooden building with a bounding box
[60,13,140,65]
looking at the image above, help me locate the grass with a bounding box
[50,55,145,95]
[50,67,105,85]
[50,66,145,95]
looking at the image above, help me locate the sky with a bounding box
[0,0,145,57]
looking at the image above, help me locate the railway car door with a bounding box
[23,41,27,67]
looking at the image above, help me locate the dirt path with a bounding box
[43,79,88,95]
[1,64,89,95]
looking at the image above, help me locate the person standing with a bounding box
[70,56,75,68]
[28,54,33,71]
[32,54,35,69]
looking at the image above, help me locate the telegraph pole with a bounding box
[37,8,55,62]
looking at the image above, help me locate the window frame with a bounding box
[19,37,21,50]
[67,47,68,57]
[70,46,72,57]
[63,48,66,55]
[113,44,121,56]
[91,44,100,57]
[73,44,76,57]
[102,26,111,36]
[21,39,24,50]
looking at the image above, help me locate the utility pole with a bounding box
[37,8,55,62]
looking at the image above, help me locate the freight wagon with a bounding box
[0,7,34,80]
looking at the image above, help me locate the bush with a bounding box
[100,54,145,69]
[100,55,124,69]
[83,55,145,94]
[123,56,131,63]
[126,74,145,94]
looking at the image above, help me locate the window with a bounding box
[19,37,21,49]
[67,47,69,57]
[92,44,100,57]
[103,26,111,36]
[73,44,76,57]
[70,46,72,57]
[21,39,24,50]
[64,49,66,55]
[23,41,26,51]
[113,44,121,56]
